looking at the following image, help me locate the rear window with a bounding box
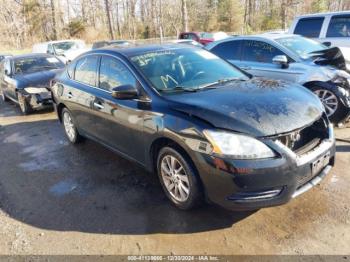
[326,15,350,37]
[294,17,324,38]
[210,40,242,60]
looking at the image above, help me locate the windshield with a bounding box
[14,56,64,75]
[276,36,327,59]
[130,48,249,92]
[53,41,82,54]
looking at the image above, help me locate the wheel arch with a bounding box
[56,103,67,122]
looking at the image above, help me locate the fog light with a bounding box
[228,188,283,201]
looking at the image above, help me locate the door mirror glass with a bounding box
[322,41,332,47]
[272,55,289,68]
[111,85,138,99]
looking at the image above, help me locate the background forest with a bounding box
[1,0,350,50]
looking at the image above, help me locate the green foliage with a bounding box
[67,19,86,37]
[311,0,328,13]
[260,11,280,31]
[217,0,244,32]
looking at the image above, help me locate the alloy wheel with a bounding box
[314,89,338,117]
[63,111,76,142]
[160,155,190,202]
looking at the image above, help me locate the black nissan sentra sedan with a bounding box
[0,54,65,114]
[51,45,335,211]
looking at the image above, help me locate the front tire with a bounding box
[61,108,82,144]
[310,86,348,124]
[157,146,203,210]
[17,92,32,115]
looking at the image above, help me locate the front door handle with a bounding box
[67,92,73,99]
[93,102,104,110]
[241,66,251,70]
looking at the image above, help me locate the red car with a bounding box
[179,32,228,45]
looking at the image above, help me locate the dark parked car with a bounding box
[0,53,65,114]
[51,45,335,211]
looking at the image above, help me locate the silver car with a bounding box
[206,34,350,124]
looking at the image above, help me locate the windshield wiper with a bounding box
[158,86,198,93]
[197,77,245,90]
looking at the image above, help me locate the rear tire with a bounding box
[309,85,349,124]
[61,108,83,144]
[17,92,32,115]
[157,146,203,210]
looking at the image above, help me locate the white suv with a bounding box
[289,11,350,47]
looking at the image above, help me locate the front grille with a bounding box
[275,116,329,156]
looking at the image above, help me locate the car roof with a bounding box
[214,33,298,42]
[10,53,54,60]
[295,10,350,18]
[86,44,193,57]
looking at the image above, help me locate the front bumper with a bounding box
[23,91,53,109]
[192,131,336,211]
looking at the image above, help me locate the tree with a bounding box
[104,0,114,39]
[181,0,188,32]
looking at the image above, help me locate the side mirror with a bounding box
[272,55,289,68]
[322,41,332,47]
[111,84,138,100]
[4,69,11,76]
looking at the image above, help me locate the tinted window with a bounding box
[326,15,350,37]
[242,40,284,63]
[74,56,98,86]
[99,56,136,91]
[294,17,324,38]
[210,41,242,60]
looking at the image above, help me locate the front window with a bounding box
[276,36,327,59]
[13,56,64,75]
[53,41,84,55]
[241,40,284,63]
[130,48,249,92]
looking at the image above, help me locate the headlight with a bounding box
[203,130,276,159]
[24,87,49,94]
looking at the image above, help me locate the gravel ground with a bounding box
[0,99,349,255]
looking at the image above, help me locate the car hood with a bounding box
[14,69,62,88]
[166,78,324,137]
[309,47,347,71]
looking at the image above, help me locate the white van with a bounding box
[32,40,89,64]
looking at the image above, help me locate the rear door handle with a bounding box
[67,92,73,99]
[93,102,104,110]
[241,66,251,70]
